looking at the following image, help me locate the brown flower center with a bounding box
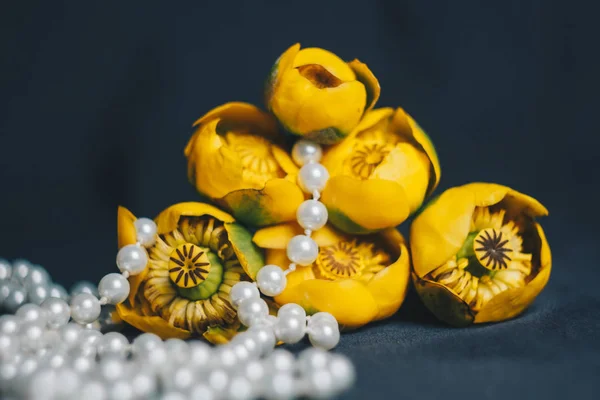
[349,143,391,179]
[297,64,343,88]
[315,239,389,282]
[168,243,211,288]
[473,228,514,271]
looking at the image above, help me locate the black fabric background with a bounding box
[1,1,599,399]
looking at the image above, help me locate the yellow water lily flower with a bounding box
[115,202,265,343]
[253,223,410,328]
[265,43,380,144]
[320,107,440,234]
[410,183,551,326]
[185,102,304,227]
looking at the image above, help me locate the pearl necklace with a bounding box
[0,140,356,400]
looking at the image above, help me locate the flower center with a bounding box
[473,228,514,271]
[349,142,391,179]
[168,243,211,288]
[315,240,389,282]
[225,133,284,187]
[428,207,533,311]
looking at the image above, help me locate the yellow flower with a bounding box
[115,202,266,343]
[410,183,551,326]
[253,223,410,328]
[185,102,304,227]
[320,107,440,234]
[265,43,380,144]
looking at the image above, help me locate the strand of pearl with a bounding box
[0,140,354,400]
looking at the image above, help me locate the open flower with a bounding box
[321,107,440,234]
[185,102,304,227]
[265,43,380,144]
[410,183,551,326]
[253,223,410,328]
[116,202,265,343]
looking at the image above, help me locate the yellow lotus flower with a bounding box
[185,102,304,227]
[253,223,410,328]
[115,202,266,343]
[410,183,551,326]
[320,107,440,234]
[265,43,380,144]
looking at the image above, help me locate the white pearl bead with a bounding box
[116,244,148,276]
[237,297,269,327]
[0,259,12,280]
[215,346,239,370]
[16,303,47,325]
[274,314,306,344]
[165,338,190,364]
[78,380,108,400]
[28,284,50,305]
[297,347,329,374]
[307,316,340,350]
[3,284,27,312]
[70,293,101,324]
[41,297,70,328]
[20,320,47,352]
[231,332,261,359]
[109,379,135,400]
[0,314,20,335]
[11,259,31,283]
[309,311,337,325]
[137,345,168,367]
[49,284,69,300]
[292,139,322,166]
[229,281,260,310]
[187,341,212,369]
[246,325,276,357]
[277,303,306,319]
[286,235,318,266]
[256,265,287,297]
[242,360,267,384]
[298,162,329,193]
[227,376,254,400]
[27,368,57,399]
[189,383,216,400]
[131,332,163,356]
[134,218,157,247]
[78,329,103,348]
[23,266,50,288]
[59,322,83,348]
[0,333,18,362]
[131,370,157,398]
[98,273,130,305]
[208,368,230,392]
[296,199,328,230]
[165,365,195,392]
[162,392,188,400]
[328,354,356,392]
[54,367,81,398]
[97,332,129,359]
[262,372,296,400]
[306,369,336,399]
[70,280,99,297]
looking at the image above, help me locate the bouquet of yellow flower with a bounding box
[115,43,551,342]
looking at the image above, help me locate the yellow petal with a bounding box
[366,230,411,320]
[372,143,431,214]
[224,222,265,280]
[412,273,475,327]
[322,176,410,234]
[271,146,299,176]
[190,101,279,142]
[411,182,548,277]
[253,222,345,249]
[348,59,380,113]
[117,206,147,306]
[203,324,242,345]
[399,109,441,194]
[117,206,137,249]
[275,278,378,328]
[293,47,356,81]
[154,202,234,235]
[474,222,551,323]
[116,303,191,340]
[218,178,304,227]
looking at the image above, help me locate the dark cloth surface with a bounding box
[1,1,599,399]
